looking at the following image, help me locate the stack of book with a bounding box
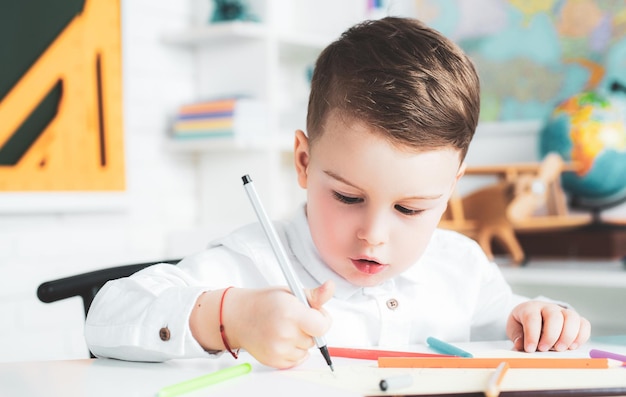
[171,97,266,142]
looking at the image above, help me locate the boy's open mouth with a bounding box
[351,258,387,275]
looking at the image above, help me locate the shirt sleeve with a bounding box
[84,263,214,361]
[84,226,283,362]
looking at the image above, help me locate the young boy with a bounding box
[85,17,590,369]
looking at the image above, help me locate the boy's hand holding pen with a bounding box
[205,175,334,369]
[190,175,336,370]
[219,284,334,369]
[190,282,334,370]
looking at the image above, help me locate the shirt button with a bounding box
[159,327,171,341]
[386,298,399,310]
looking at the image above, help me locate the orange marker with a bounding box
[378,357,623,369]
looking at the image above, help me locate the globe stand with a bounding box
[513,222,626,266]
[569,187,626,222]
[514,189,626,266]
[514,187,626,265]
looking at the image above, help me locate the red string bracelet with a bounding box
[219,286,239,359]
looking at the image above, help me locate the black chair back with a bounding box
[37,259,181,317]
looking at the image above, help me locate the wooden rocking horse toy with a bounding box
[439,153,593,265]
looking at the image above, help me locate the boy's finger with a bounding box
[297,305,332,337]
[511,334,524,351]
[537,306,565,351]
[552,310,580,351]
[521,311,543,352]
[306,280,335,309]
[571,317,591,350]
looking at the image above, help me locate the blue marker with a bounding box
[426,336,473,358]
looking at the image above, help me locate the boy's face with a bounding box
[294,112,465,287]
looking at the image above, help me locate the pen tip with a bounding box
[330,364,335,372]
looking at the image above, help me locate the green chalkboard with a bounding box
[0,1,84,165]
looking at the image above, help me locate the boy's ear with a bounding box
[294,130,310,189]
[449,161,467,196]
[456,162,467,181]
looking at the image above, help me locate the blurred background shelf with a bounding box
[500,260,626,288]
[162,21,333,52]
[159,7,335,223]
[161,21,269,46]
[164,135,294,153]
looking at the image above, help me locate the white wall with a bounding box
[0,0,201,362]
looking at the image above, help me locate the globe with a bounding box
[539,84,626,210]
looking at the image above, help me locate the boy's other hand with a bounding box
[506,301,591,353]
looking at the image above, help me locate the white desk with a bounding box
[0,354,357,397]
[2,340,625,397]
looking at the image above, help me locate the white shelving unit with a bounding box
[161,19,328,148]
[161,21,270,46]
[500,260,626,288]
[162,21,331,52]
[159,1,361,227]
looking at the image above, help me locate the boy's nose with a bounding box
[356,210,388,246]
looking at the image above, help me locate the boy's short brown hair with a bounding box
[307,17,480,160]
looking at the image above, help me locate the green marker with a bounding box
[157,362,252,397]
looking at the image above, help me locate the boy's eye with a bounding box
[394,205,423,216]
[333,191,363,204]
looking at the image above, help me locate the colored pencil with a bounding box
[589,348,626,362]
[157,362,251,397]
[327,347,447,360]
[426,336,474,357]
[378,357,623,369]
[485,361,509,397]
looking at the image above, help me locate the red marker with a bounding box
[328,347,447,360]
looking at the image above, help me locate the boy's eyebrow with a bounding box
[324,170,358,189]
[323,170,444,200]
[402,193,444,200]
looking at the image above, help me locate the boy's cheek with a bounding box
[317,206,351,239]
[312,205,356,250]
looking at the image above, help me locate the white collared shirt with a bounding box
[85,205,527,361]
